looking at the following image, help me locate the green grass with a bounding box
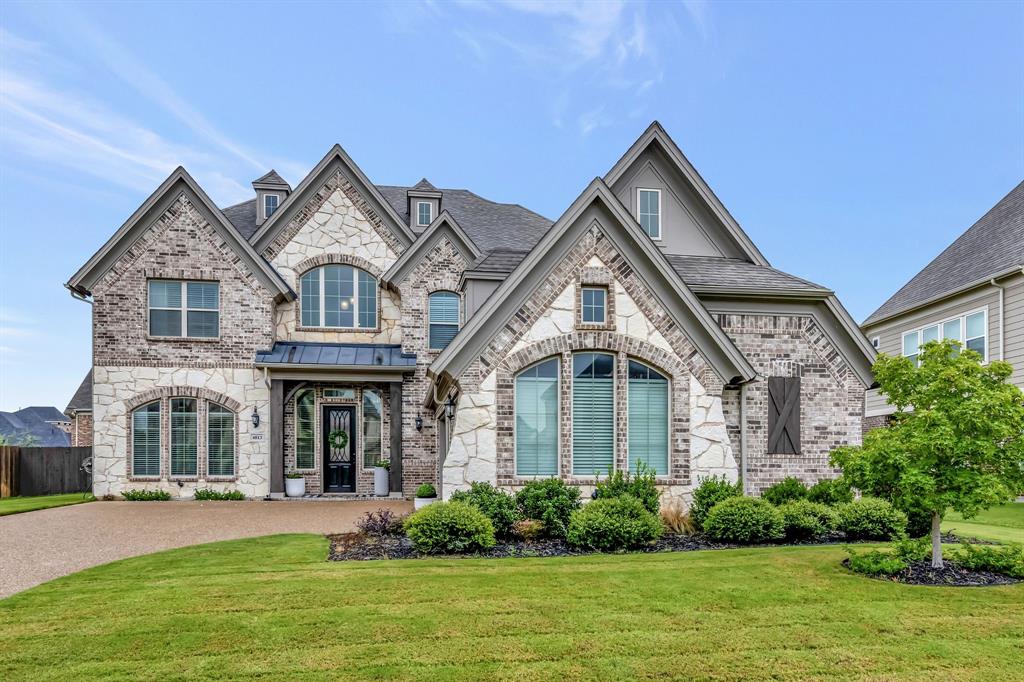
[942,502,1024,544]
[0,493,95,516]
[2,536,1022,681]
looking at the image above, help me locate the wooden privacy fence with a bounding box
[0,446,92,498]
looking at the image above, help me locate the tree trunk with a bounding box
[930,511,943,568]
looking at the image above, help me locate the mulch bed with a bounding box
[843,559,1021,587]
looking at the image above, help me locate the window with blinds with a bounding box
[515,358,559,476]
[148,280,219,338]
[299,265,377,329]
[207,403,235,477]
[295,389,315,470]
[627,360,668,475]
[363,389,383,468]
[429,292,460,350]
[170,398,198,476]
[572,352,615,476]
[132,401,161,477]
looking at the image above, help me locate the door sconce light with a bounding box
[415,415,423,431]
[251,406,260,429]
[445,396,456,420]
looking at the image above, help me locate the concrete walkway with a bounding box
[0,499,410,599]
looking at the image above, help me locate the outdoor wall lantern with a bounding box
[415,416,423,431]
[445,396,456,420]
[251,406,260,429]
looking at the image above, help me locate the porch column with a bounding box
[389,382,403,494]
[269,379,284,497]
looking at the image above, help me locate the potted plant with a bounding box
[373,459,390,497]
[285,473,305,498]
[414,483,438,510]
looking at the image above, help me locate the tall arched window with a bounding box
[207,403,236,477]
[170,398,198,477]
[300,265,377,329]
[572,352,614,476]
[428,291,460,350]
[132,401,161,477]
[627,360,668,475]
[515,358,559,476]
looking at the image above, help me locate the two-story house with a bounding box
[66,122,875,501]
[862,182,1024,428]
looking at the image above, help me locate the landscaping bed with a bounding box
[844,558,1021,587]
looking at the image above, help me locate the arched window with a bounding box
[132,401,161,477]
[428,291,460,350]
[170,398,198,477]
[363,389,383,468]
[300,265,377,329]
[207,403,236,477]
[627,360,668,475]
[572,352,615,476]
[515,358,559,476]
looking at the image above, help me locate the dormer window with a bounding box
[637,188,661,239]
[417,201,432,227]
[264,194,279,218]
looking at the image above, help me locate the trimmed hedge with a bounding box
[837,498,907,541]
[515,479,581,539]
[702,497,784,544]
[778,500,839,541]
[403,501,495,554]
[566,495,663,551]
[121,489,171,501]
[450,482,521,539]
[690,476,741,530]
[806,478,854,506]
[594,463,660,514]
[762,477,808,506]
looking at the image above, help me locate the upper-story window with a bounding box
[264,194,279,218]
[870,336,880,350]
[417,201,432,227]
[581,286,607,324]
[902,309,987,366]
[148,280,219,338]
[300,265,377,329]
[428,291,460,350]
[637,188,661,239]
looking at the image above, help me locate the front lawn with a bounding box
[1,535,1021,680]
[942,502,1024,544]
[0,493,94,517]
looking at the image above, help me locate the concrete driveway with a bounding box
[0,499,410,599]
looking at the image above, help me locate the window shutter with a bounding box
[768,376,800,455]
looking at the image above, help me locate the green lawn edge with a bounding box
[0,493,96,517]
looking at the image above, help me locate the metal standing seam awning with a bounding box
[254,342,416,382]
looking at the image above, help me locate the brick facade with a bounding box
[70,413,93,447]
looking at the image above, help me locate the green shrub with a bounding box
[121,489,171,501]
[951,542,1024,578]
[450,482,521,539]
[193,489,245,501]
[762,477,808,506]
[778,500,839,541]
[892,535,931,563]
[806,478,854,506]
[415,483,437,498]
[512,519,544,541]
[594,463,660,514]
[845,547,907,577]
[903,506,936,539]
[702,497,784,544]
[566,495,663,551]
[515,479,581,539]
[403,501,495,554]
[837,498,907,540]
[690,475,742,530]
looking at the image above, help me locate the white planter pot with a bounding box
[414,496,437,510]
[285,477,305,498]
[373,467,390,496]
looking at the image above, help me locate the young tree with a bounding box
[832,339,1024,568]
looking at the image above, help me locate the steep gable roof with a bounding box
[863,181,1024,326]
[430,177,757,387]
[66,167,292,300]
[384,210,482,285]
[65,370,93,414]
[252,169,290,189]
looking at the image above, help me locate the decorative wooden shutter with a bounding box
[767,377,801,455]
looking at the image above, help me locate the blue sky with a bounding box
[0,0,1021,411]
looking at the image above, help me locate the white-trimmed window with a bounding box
[902,308,987,366]
[572,352,615,476]
[581,286,606,324]
[131,401,161,477]
[264,193,279,218]
[170,398,198,477]
[627,361,669,475]
[637,188,661,239]
[300,265,377,329]
[363,389,383,468]
[295,389,315,470]
[149,280,219,338]
[515,358,560,476]
[417,201,432,227]
[207,403,235,477]
[870,336,880,350]
[428,291,460,350]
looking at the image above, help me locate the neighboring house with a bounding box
[65,122,874,501]
[0,406,71,446]
[64,371,94,446]
[862,182,1024,428]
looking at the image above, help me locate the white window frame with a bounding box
[570,351,617,479]
[870,336,880,350]
[148,280,219,339]
[264,193,279,219]
[626,358,671,478]
[581,286,607,324]
[636,188,662,240]
[901,307,988,365]
[300,266,377,330]
[417,201,432,227]
[513,357,561,478]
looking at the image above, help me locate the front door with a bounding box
[323,405,356,493]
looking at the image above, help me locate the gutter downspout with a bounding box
[990,277,1006,361]
[739,382,748,495]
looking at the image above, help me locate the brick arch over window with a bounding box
[125,386,242,413]
[493,330,692,487]
[294,253,384,279]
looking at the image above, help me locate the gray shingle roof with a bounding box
[255,342,416,368]
[863,181,1024,326]
[0,407,71,446]
[252,169,290,188]
[65,370,92,414]
[222,199,259,240]
[466,249,531,275]
[16,406,70,423]
[666,255,828,292]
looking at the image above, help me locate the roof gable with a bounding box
[251,144,416,253]
[66,167,292,300]
[384,211,482,285]
[430,177,757,386]
[605,121,770,266]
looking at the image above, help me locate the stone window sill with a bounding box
[147,335,221,343]
[294,326,383,334]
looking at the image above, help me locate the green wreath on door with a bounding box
[327,429,349,450]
